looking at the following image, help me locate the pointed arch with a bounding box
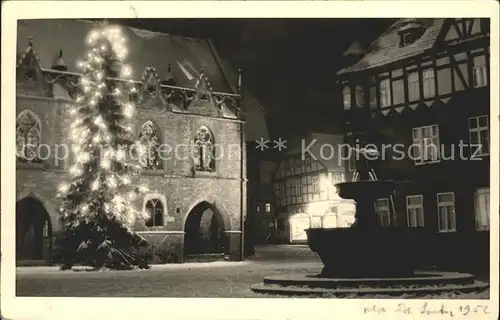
[16,195,53,261]
[141,193,170,228]
[184,196,232,231]
[138,120,162,169]
[16,188,60,232]
[193,125,216,172]
[183,198,231,255]
[16,110,42,163]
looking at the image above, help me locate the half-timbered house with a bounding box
[272,132,356,244]
[338,18,490,270]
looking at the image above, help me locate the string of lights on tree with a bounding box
[56,23,153,269]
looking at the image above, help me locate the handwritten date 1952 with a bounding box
[363,303,490,316]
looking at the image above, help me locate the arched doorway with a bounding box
[184,202,226,255]
[16,196,52,261]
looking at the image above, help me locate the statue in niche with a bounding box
[16,110,41,163]
[25,128,40,161]
[202,141,214,171]
[194,126,215,172]
[16,134,26,159]
[195,68,212,101]
[193,144,201,169]
[141,67,160,100]
[139,121,161,169]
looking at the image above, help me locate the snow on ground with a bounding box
[14,245,490,299]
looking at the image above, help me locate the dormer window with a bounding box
[398,19,426,47]
[403,33,414,46]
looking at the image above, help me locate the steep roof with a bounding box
[17,19,234,93]
[337,18,446,75]
[342,41,366,57]
[218,58,270,141]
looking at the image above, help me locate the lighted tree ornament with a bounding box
[56,24,152,270]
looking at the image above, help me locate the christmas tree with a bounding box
[56,23,151,270]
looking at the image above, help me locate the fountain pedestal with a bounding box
[251,147,489,296]
[306,180,424,278]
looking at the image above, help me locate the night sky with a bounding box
[117,18,395,137]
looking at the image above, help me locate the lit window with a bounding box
[469,115,489,157]
[406,195,424,227]
[379,79,392,107]
[343,86,351,110]
[408,72,419,101]
[422,69,435,98]
[329,172,344,198]
[265,203,271,212]
[412,125,440,165]
[437,192,456,232]
[331,172,344,185]
[472,55,488,88]
[310,216,322,228]
[312,176,319,194]
[474,188,490,231]
[374,198,391,227]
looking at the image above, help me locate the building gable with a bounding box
[17,19,234,94]
[16,37,47,95]
[274,153,326,181]
[16,19,243,120]
[440,18,488,44]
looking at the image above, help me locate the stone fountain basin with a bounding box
[335,180,396,200]
[306,227,438,278]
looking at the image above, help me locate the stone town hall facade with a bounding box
[15,19,246,263]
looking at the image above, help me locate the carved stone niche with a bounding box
[194,67,213,102]
[186,67,220,117]
[139,66,165,109]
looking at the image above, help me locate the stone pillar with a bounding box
[224,230,242,261]
[353,198,380,229]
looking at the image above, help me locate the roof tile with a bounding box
[337,18,446,75]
